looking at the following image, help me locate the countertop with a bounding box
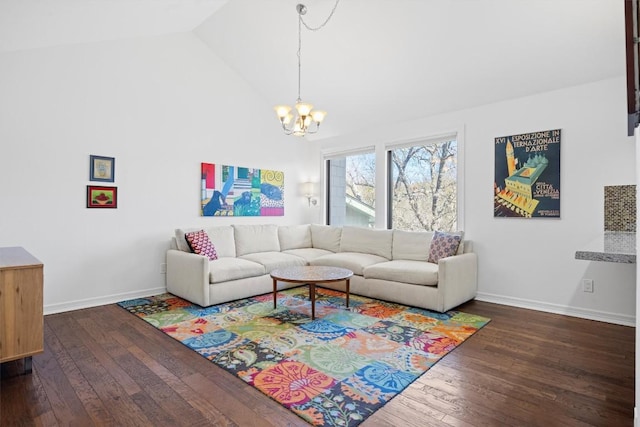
[575,231,636,264]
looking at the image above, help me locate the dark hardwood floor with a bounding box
[1,299,634,426]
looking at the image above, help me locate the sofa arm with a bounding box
[437,252,478,312]
[166,249,210,307]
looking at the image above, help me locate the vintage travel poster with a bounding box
[200,163,284,217]
[494,129,561,218]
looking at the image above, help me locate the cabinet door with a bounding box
[0,266,44,362]
[626,0,640,135]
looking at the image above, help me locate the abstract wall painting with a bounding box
[200,163,284,216]
[494,129,561,218]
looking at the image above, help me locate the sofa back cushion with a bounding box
[392,230,433,261]
[175,226,236,258]
[340,226,393,260]
[278,224,312,250]
[233,224,280,256]
[175,228,196,252]
[310,224,342,252]
[204,226,237,258]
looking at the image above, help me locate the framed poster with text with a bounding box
[494,129,560,218]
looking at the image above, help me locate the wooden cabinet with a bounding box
[0,247,43,373]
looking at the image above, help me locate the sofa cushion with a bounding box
[185,230,218,261]
[282,248,334,263]
[340,226,393,260]
[392,230,433,261]
[239,251,306,273]
[310,224,342,252]
[209,258,265,284]
[428,231,464,263]
[278,224,312,250]
[233,224,280,256]
[175,226,236,257]
[364,260,438,286]
[309,252,387,276]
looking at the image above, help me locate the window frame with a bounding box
[385,134,461,231]
[322,127,465,231]
[324,147,377,227]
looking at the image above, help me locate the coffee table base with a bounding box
[271,266,353,320]
[272,279,350,320]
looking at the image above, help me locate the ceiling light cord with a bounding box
[300,0,340,31]
[298,0,339,101]
[297,10,302,102]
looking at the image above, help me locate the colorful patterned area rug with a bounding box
[118,288,490,426]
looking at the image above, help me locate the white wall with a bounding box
[318,76,636,325]
[1,32,633,326]
[0,33,316,313]
[635,127,639,424]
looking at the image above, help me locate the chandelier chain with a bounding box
[297,11,302,101]
[300,0,341,31]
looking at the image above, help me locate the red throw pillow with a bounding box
[185,230,218,261]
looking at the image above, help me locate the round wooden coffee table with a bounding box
[270,266,353,320]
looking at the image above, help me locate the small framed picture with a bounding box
[90,155,115,182]
[87,185,117,208]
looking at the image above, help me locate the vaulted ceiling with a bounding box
[0,0,625,139]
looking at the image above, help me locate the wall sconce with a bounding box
[303,181,317,206]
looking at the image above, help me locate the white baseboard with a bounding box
[44,288,636,327]
[476,292,635,327]
[44,287,166,315]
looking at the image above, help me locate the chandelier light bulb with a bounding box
[295,101,314,117]
[274,105,292,119]
[310,110,327,123]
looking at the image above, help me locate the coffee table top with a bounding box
[270,266,353,283]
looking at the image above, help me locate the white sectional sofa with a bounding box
[166,224,477,313]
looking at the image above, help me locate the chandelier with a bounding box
[274,2,339,137]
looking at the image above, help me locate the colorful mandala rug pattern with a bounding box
[118,288,489,426]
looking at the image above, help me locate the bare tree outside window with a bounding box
[389,140,457,231]
[345,154,375,207]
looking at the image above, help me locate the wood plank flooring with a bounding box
[0,299,634,426]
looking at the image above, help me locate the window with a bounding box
[387,138,457,231]
[326,151,376,227]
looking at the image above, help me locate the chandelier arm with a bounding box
[280,120,294,135]
[300,0,340,31]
